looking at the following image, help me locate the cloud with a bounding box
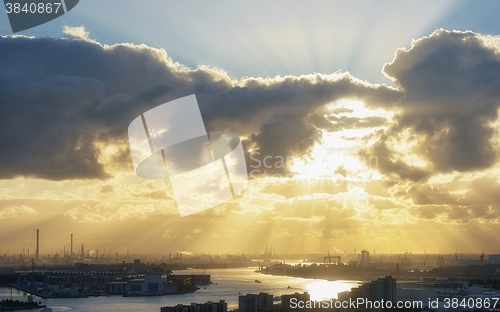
[386,170,500,224]
[63,203,137,223]
[261,179,348,199]
[64,204,107,223]
[320,115,388,132]
[273,198,355,220]
[0,27,399,180]
[369,197,400,210]
[3,27,500,252]
[0,205,37,219]
[63,25,91,41]
[99,184,113,193]
[368,29,500,181]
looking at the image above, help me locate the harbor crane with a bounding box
[324,251,341,265]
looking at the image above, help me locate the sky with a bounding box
[1,1,500,257]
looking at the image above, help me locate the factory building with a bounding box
[127,278,145,294]
[106,272,196,296]
[106,282,127,295]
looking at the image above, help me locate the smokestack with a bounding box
[36,229,39,262]
[70,234,73,260]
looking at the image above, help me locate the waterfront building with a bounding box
[346,276,397,303]
[397,287,437,302]
[239,293,273,312]
[160,300,227,312]
[281,292,310,308]
[375,276,396,302]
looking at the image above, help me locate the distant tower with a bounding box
[81,244,84,261]
[70,234,73,260]
[35,229,39,262]
[361,250,370,265]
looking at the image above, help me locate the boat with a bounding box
[40,308,53,312]
[254,279,261,283]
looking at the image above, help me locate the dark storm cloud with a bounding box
[0,33,399,180]
[360,133,430,182]
[370,29,500,181]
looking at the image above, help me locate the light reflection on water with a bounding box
[0,267,360,311]
[305,280,357,301]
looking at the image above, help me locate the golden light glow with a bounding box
[327,99,393,120]
[290,99,389,182]
[306,280,360,301]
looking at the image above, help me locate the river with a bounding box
[0,267,360,311]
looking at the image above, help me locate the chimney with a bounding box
[35,229,39,262]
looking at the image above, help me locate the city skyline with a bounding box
[2,225,500,258]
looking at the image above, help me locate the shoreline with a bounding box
[0,305,46,311]
[9,285,85,299]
